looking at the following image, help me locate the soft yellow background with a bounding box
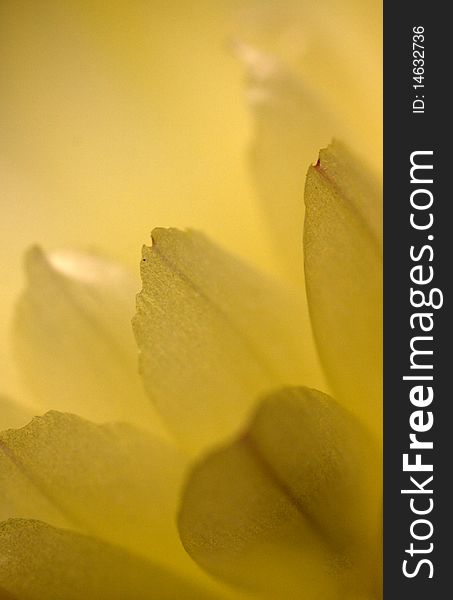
[0,0,382,399]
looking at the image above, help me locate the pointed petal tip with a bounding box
[23,245,127,287]
[13,245,158,429]
[150,227,165,244]
[148,228,208,256]
[311,139,343,168]
[149,227,181,249]
[134,229,324,454]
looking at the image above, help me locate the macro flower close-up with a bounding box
[1,1,382,599]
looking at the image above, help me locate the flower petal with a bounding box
[234,1,382,173]
[237,43,334,281]
[13,247,165,434]
[0,411,192,573]
[134,228,325,454]
[304,142,382,432]
[178,387,381,598]
[0,519,224,600]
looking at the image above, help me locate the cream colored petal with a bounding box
[237,43,335,281]
[0,519,224,600]
[0,411,183,568]
[234,0,382,173]
[134,228,325,454]
[179,387,381,599]
[0,411,236,594]
[0,396,36,430]
[304,142,382,433]
[13,247,165,434]
[1,2,279,412]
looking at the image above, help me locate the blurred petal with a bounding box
[234,0,382,173]
[304,142,382,432]
[13,247,165,434]
[179,387,381,598]
[0,396,36,430]
[0,411,188,569]
[0,519,224,600]
[0,412,237,594]
[237,43,334,281]
[134,228,325,454]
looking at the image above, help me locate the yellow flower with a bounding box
[0,2,382,599]
[0,141,382,599]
